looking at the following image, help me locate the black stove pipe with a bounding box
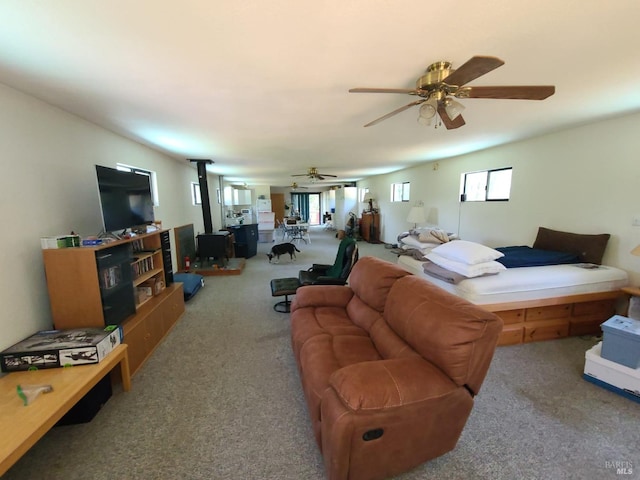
[189,159,214,234]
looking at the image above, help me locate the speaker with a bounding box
[160,230,174,285]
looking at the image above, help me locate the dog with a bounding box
[267,242,301,263]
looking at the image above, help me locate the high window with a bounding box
[391,182,410,202]
[191,182,202,205]
[461,167,512,202]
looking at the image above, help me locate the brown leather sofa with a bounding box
[290,256,503,480]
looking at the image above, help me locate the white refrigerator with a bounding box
[256,199,274,242]
[256,199,272,212]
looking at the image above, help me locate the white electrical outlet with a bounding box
[633,215,640,227]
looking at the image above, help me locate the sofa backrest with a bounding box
[346,257,411,332]
[384,275,503,395]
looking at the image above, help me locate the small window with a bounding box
[116,163,159,206]
[391,182,410,202]
[191,182,202,205]
[461,167,512,202]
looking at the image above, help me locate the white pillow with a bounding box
[426,252,506,278]
[432,240,504,265]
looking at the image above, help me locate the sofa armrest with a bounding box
[329,357,459,412]
[293,285,354,309]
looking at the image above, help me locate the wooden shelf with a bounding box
[42,229,185,376]
[133,267,163,287]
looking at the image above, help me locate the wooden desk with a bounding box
[0,344,130,476]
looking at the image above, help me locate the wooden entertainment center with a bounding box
[42,229,185,376]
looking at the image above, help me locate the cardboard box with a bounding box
[136,287,152,304]
[0,326,122,372]
[584,341,640,403]
[142,277,165,296]
[601,315,640,368]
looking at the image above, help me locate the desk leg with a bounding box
[119,348,132,392]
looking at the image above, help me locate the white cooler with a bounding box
[583,341,640,403]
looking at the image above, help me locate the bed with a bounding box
[396,227,630,345]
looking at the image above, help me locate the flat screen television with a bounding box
[95,165,155,233]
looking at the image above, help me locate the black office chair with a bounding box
[298,237,359,286]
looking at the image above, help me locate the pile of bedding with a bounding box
[396,227,456,260]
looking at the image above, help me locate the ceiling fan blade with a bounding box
[291,174,308,177]
[319,174,337,177]
[463,85,555,100]
[349,88,417,94]
[437,104,466,129]
[316,175,325,180]
[363,99,425,127]
[443,56,505,87]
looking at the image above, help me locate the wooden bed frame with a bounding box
[395,255,626,345]
[481,290,625,345]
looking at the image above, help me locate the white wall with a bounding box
[358,112,640,286]
[0,83,220,351]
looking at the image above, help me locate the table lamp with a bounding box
[406,206,426,229]
[363,193,375,212]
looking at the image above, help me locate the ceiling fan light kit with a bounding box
[349,55,555,129]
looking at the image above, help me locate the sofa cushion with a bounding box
[347,257,411,321]
[290,306,368,363]
[384,275,502,394]
[368,317,419,359]
[329,357,456,411]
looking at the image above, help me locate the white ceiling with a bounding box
[1,1,639,188]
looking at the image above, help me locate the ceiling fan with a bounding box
[291,167,337,181]
[349,55,555,129]
[291,182,308,190]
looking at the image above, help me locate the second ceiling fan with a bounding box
[349,55,555,129]
[291,167,337,181]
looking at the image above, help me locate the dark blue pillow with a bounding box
[496,246,580,268]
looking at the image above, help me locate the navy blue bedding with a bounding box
[495,246,580,268]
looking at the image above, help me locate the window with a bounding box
[461,167,512,202]
[191,182,202,205]
[391,182,410,202]
[116,164,159,206]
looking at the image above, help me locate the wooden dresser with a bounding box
[360,212,380,243]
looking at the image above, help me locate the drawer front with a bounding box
[525,304,571,321]
[569,318,602,336]
[572,299,615,317]
[496,309,525,325]
[498,325,524,345]
[524,320,570,342]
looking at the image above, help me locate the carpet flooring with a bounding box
[4,227,639,480]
